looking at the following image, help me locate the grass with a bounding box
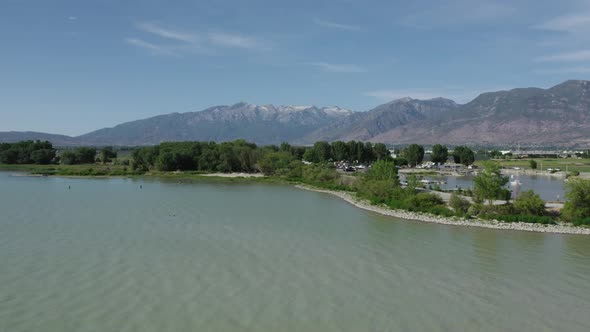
[474,158,590,173]
[0,163,137,176]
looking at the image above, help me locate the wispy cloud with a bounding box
[125,38,176,56]
[208,32,262,50]
[136,22,196,43]
[535,50,590,62]
[68,16,77,21]
[533,13,590,32]
[127,22,267,56]
[314,18,363,31]
[305,62,366,73]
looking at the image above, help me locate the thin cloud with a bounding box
[68,16,77,21]
[314,18,363,31]
[534,13,590,32]
[125,38,176,56]
[127,22,267,56]
[305,62,366,73]
[535,50,590,62]
[208,32,262,50]
[136,22,196,43]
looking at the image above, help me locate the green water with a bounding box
[1,172,589,332]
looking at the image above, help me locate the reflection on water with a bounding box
[0,172,589,332]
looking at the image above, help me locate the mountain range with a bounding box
[2,80,590,147]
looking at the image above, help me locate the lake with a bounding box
[416,174,567,201]
[1,171,589,331]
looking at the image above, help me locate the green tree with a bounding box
[514,190,545,216]
[60,151,78,165]
[529,160,537,170]
[431,144,448,164]
[402,144,424,167]
[473,161,509,205]
[75,147,97,164]
[489,150,502,159]
[450,192,471,215]
[561,178,590,222]
[99,147,117,164]
[331,141,348,161]
[30,149,55,164]
[303,148,318,163]
[364,160,399,183]
[258,151,295,176]
[453,146,475,165]
[373,143,390,161]
[312,141,332,162]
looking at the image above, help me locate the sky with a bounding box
[1,0,590,136]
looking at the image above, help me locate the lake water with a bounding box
[1,171,589,331]
[419,174,566,201]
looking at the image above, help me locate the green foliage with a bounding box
[473,161,509,205]
[393,157,408,167]
[513,190,545,216]
[30,149,56,165]
[529,160,537,169]
[358,180,398,204]
[373,143,391,161]
[99,147,117,164]
[450,192,471,215]
[405,192,445,211]
[364,160,399,182]
[493,215,555,225]
[357,160,400,203]
[59,147,97,165]
[402,144,424,167]
[571,218,590,226]
[452,146,475,165]
[0,140,55,164]
[301,163,341,187]
[431,144,448,164]
[489,150,502,159]
[561,178,590,222]
[258,151,298,176]
[330,141,348,161]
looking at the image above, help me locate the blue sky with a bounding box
[1,0,590,135]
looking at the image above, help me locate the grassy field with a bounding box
[0,163,135,176]
[475,158,590,173]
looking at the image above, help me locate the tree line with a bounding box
[0,141,117,165]
[131,140,398,173]
[0,141,56,164]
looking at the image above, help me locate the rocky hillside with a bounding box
[2,80,589,147]
[362,80,590,146]
[77,102,353,146]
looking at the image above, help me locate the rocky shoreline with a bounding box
[295,185,590,235]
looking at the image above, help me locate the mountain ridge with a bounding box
[2,80,590,147]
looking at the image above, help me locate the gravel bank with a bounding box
[295,185,590,235]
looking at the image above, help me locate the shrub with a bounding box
[405,192,445,212]
[561,179,590,222]
[529,160,537,169]
[494,215,555,225]
[450,192,471,215]
[571,218,590,226]
[513,190,545,216]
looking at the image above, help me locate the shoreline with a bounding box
[4,169,589,235]
[295,185,590,235]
